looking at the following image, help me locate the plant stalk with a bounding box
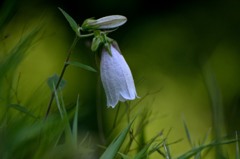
[45,35,79,118]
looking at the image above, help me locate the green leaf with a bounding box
[58,7,80,36]
[91,36,102,52]
[100,118,136,159]
[47,74,66,91]
[66,61,97,72]
[104,42,112,56]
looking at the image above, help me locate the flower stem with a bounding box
[45,35,79,119]
[96,75,106,144]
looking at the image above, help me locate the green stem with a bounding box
[45,35,79,118]
[96,75,106,144]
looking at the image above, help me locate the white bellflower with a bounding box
[100,44,138,108]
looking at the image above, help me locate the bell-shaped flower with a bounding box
[100,43,138,108]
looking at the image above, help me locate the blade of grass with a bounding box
[182,115,194,148]
[236,131,239,159]
[0,0,18,30]
[163,139,172,159]
[0,28,40,122]
[100,117,136,159]
[59,91,75,145]
[195,128,212,159]
[133,132,162,159]
[148,138,183,157]
[177,138,237,159]
[72,94,80,147]
[201,62,226,158]
[0,28,40,82]
[53,83,63,118]
[53,83,74,146]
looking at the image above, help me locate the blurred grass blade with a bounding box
[201,62,225,158]
[59,91,76,145]
[66,61,97,72]
[53,83,63,118]
[195,128,212,159]
[134,132,161,159]
[118,152,132,159]
[72,94,80,146]
[53,84,75,146]
[0,28,40,82]
[0,0,17,30]
[8,104,37,119]
[177,138,237,159]
[58,7,79,36]
[236,131,240,159]
[133,141,150,159]
[100,118,136,159]
[0,28,40,108]
[163,139,172,159]
[182,115,194,148]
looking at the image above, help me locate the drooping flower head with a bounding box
[82,14,137,107]
[100,42,138,108]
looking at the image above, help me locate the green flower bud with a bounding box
[82,15,127,31]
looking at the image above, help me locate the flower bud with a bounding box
[82,15,127,31]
